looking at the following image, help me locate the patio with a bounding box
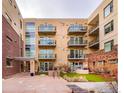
[2,72,72,93]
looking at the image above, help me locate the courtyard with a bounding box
[2,72,117,93]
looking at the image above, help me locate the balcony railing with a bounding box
[68,54,86,60]
[68,40,87,47]
[68,27,87,34]
[38,54,56,59]
[38,28,56,35]
[39,40,56,47]
[89,26,99,35]
[89,38,99,47]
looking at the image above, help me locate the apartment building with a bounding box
[88,0,118,76]
[2,0,24,78]
[23,19,89,73]
[2,0,118,77]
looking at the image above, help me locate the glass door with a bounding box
[44,62,49,71]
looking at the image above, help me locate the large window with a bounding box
[25,32,35,44]
[20,20,22,29]
[69,37,84,44]
[25,22,35,57]
[104,20,114,34]
[25,45,35,57]
[69,49,83,58]
[6,58,12,67]
[39,50,55,58]
[25,22,35,32]
[97,61,105,65]
[5,13,12,22]
[104,1,113,17]
[104,40,113,52]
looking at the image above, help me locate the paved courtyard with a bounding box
[3,73,117,93]
[2,73,72,93]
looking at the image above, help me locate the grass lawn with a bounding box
[60,72,114,82]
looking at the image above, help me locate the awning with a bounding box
[7,56,35,61]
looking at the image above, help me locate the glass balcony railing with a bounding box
[89,38,99,47]
[39,40,56,46]
[38,27,56,33]
[68,54,86,59]
[38,54,56,59]
[68,26,87,33]
[89,26,99,35]
[68,40,87,46]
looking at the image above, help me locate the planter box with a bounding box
[76,69,89,74]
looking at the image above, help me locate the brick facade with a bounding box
[88,45,118,76]
[2,16,24,78]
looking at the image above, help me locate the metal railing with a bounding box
[68,54,86,59]
[68,40,87,46]
[89,38,99,47]
[38,54,56,59]
[39,40,56,46]
[89,26,99,34]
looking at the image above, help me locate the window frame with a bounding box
[6,58,12,67]
[8,0,12,5]
[104,40,114,52]
[103,0,113,17]
[104,20,114,35]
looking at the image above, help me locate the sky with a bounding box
[16,0,103,18]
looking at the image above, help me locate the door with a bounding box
[44,62,49,71]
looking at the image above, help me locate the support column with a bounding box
[30,60,35,76]
[24,61,26,72]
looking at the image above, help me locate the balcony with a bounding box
[68,27,87,35]
[38,28,56,35]
[68,40,87,47]
[89,26,99,35]
[89,38,99,48]
[38,54,56,60]
[38,40,56,47]
[68,54,86,61]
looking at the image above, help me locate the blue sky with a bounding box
[16,0,103,18]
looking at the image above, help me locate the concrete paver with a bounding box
[3,73,72,93]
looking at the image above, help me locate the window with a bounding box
[25,45,35,57]
[5,13,12,22]
[14,22,16,26]
[6,58,12,67]
[14,5,16,9]
[21,48,23,56]
[109,59,118,64]
[25,22,35,32]
[20,20,22,29]
[25,32,35,44]
[8,0,12,5]
[104,1,113,17]
[104,40,113,52]
[70,49,83,58]
[6,36,12,42]
[104,20,114,34]
[6,36,12,57]
[97,61,105,65]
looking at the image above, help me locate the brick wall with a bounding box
[87,45,118,76]
[2,16,24,78]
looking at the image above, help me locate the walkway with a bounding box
[3,73,72,93]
